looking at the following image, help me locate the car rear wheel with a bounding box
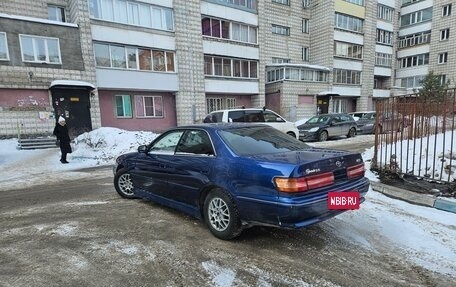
[318,130,328,142]
[114,168,136,199]
[347,128,356,138]
[204,189,242,240]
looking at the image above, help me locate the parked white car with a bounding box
[203,108,299,139]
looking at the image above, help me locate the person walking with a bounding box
[53,116,72,164]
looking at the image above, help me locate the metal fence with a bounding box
[372,89,456,183]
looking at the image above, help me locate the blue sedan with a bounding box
[113,124,369,240]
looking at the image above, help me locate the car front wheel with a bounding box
[204,189,242,240]
[286,131,296,138]
[114,168,136,199]
[319,130,328,142]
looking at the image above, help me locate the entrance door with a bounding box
[51,88,92,138]
[317,96,329,114]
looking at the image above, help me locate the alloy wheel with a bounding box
[118,173,134,196]
[208,197,230,232]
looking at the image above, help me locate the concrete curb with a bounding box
[370,181,456,214]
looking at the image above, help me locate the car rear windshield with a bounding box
[218,126,309,156]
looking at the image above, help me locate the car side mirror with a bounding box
[138,145,147,153]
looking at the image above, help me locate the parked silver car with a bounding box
[297,113,357,142]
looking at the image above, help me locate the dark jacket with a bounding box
[53,123,72,153]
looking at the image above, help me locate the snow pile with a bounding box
[72,127,158,164]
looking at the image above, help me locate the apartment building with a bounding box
[396,0,456,93]
[0,0,98,138]
[2,0,452,138]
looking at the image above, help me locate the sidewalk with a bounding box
[370,181,456,214]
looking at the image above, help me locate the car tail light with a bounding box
[347,163,365,179]
[274,172,334,193]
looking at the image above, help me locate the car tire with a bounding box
[286,131,296,138]
[114,168,136,199]
[318,130,328,142]
[203,188,242,240]
[347,128,356,138]
[376,125,383,134]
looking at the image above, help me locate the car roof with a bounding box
[314,113,351,117]
[175,123,269,131]
[209,108,274,113]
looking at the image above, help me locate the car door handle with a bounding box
[199,169,209,174]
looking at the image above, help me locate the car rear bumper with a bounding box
[237,177,370,228]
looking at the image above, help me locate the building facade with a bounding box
[0,0,453,137]
[0,0,99,138]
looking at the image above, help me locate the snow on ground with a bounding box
[0,127,455,277]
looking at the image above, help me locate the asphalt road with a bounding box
[0,135,453,287]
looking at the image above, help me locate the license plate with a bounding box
[327,191,360,210]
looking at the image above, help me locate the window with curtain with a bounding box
[115,95,132,117]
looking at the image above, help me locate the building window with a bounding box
[377,4,393,22]
[334,13,363,33]
[375,53,392,67]
[201,17,257,44]
[302,0,311,7]
[115,95,132,118]
[401,0,425,6]
[333,69,361,85]
[272,0,289,5]
[19,35,61,64]
[376,29,393,45]
[94,42,175,72]
[267,67,329,83]
[439,75,447,86]
[206,98,236,113]
[302,19,309,33]
[399,53,429,68]
[0,32,9,60]
[398,31,431,49]
[302,47,309,61]
[135,95,163,117]
[400,8,432,27]
[440,28,450,41]
[272,57,290,63]
[442,4,452,16]
[204,55,258,79]
[334,42,363,59]
[48,5,66,22]
[438,52,448,64]
[88,0,173,31]
[216,0,257,10]
[272,24,290,36]
[400,75,426,88]
[343,0,364,6]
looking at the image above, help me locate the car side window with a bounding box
[149,131,184,154]
[176,130,214,156]
[245,111,264,122]
[340,115,350,122]
[228,111,245,122]
[263,111,284,122]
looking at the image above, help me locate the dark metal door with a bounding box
[51,88,92,138]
